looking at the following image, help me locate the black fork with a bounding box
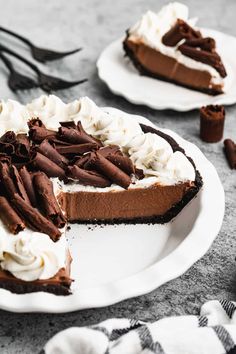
[0,52,38,91]
[0,26,81,63]
[0,44,87,92]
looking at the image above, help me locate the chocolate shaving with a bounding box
[178,44,227,77]
[30,151,66,179]
[224,139,236,169]
[107,154,135,175]
[33,172,66,227]
[12,194,61,241]
[162,19,201,47]
[15,134,30,158]
[37,140,68,169]
[67,165,112,188]
[55,143,98,156]
[19,166,38,207]
[0,196,25,234]
[184,37,216,52]
[90,152,131,189]
[29,126,57,143]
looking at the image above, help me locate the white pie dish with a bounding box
[97,28,236,111]
[0,109,224,313]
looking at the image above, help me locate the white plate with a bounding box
[97,29,236,111]
[0,110,224,313]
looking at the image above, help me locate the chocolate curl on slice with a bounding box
[90,152,131,189]
[224,139,236,169]
[55,143,98,156]
[60,121,77,129]
[0,131,16,144]
[67,165,112,188]
[15,134,30,158]
[19,166,38,207]
[37,140,68,169]
[107,154,135,175]
[0,153,11,164]
[48,137,71,146]
[178,44,227,77]
[29,126,57,143]
[162,19,201,46]
[98,145,123,157]
[135,168,145,180]
[77,121,103,147]
[33,172,66,228]
[74,154,91,168]
[30,151,65,179]
[11,165,31,205]
[0,196,25,234]
[12,194,61,241]
[184,37,216,52]
[28,118,45,128]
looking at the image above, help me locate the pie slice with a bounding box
[123,2,227,95]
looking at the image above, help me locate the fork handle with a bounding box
[0,44,40,74]
[0,52,15,73]
[0,26,32,47]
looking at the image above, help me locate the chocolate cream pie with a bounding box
[123,2,227,95]
[0,95,202,294]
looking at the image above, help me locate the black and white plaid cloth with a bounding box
[43,300,236,354]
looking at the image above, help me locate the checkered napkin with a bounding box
[43,300,236,354]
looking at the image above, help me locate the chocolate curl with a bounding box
[58,122,102,146]
[98,145,123,157]
[29,126,57,143]
[12,194,61,241]
[67,165,112,188]
[107,154,135,175]
[0,153,11,164]
[90,152,131,189]
[135,168,145,180]
[184,37,215,52]
[37,140,68,169]
[30,151,65,178]
[0,196,25,234]
[15,134,30,158]
[55,143,98,156]
[224,139,236,169]
[0,131,16,154]
[200,105,225,143]
[60,121,77,129]
[162,19,201,46]
[0,162,18,198]
[33,172,66,228]
[74,154,91,168]
[19,166,38,207]
[178,44,227,77]
[11,165,31,205]
[28,118,45,128]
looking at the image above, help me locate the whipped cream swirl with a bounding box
[0,229,66,281]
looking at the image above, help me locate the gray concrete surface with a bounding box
[0,0,235,352]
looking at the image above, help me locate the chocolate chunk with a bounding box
[55,143,98,156]
[15,134,30,158]
[0,196,25,234]
[162,19,201,46]
[224,139,236,169]
[107,154,135,175]
[37,140,68,169]
[90,152,131,189]
[29,126,57,143]
[67,165,112,188]
[12,193,61,241]
[33,172,66,228]
[30,151,65,178]
[178,44,227,78]
[28,118,45,128]
[200,105,225,143]
[184,37,216,52]
[19,166,38,207]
